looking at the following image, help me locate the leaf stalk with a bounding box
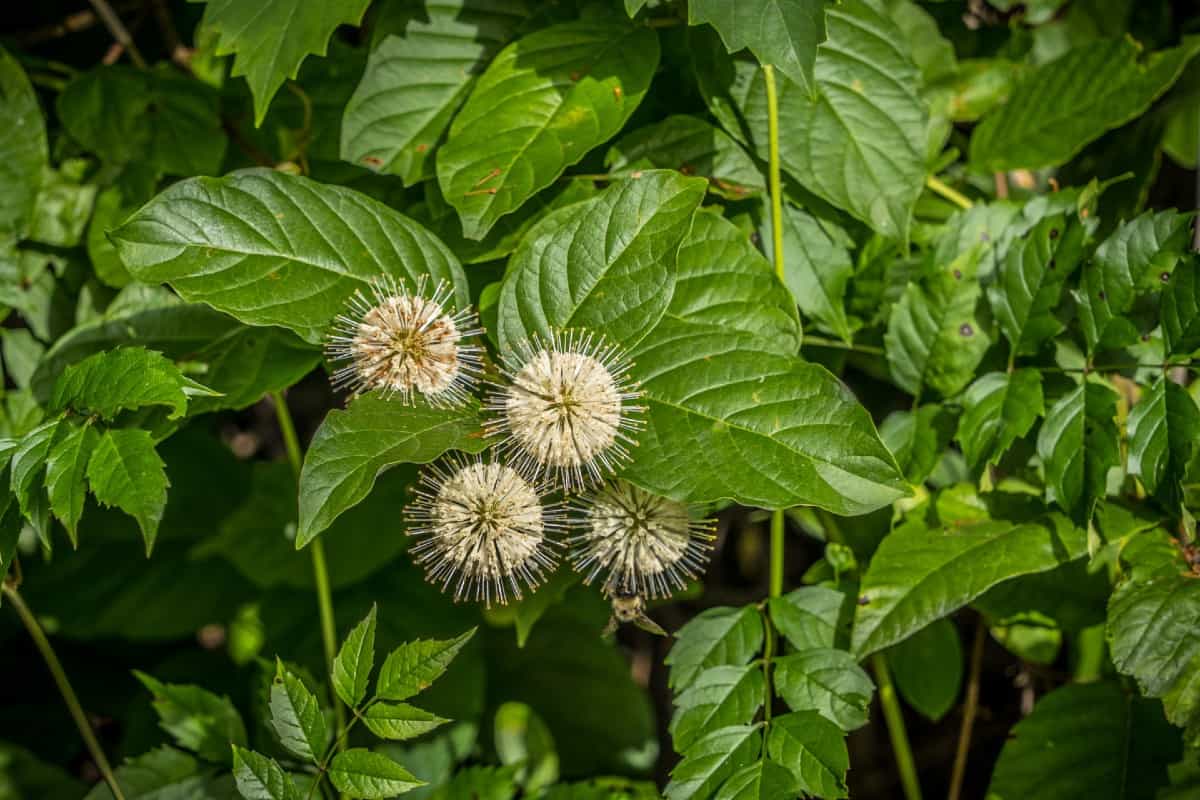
[872,653,924,800]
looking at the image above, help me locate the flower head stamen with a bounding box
[327,275,482,406]
[406,455,564,606]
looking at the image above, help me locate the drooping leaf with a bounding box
[296,395,487,546]
[329,749,425,798]
[851,515,1087,657]
[198,0,373,124]
[437,20,660,239]
[11,418,67,542]
[665,606,764,691]
[761,203,854,342]
[44,422,99,545]
[663,725,762,800]
[670,665,765,752]
[363,703,450,741]
[496,170,708,351]
[86,428,169,554]
[689,0,824,96]
[0,46,48,240]
[269,661,329,763]
[110,168,467,344]
[956,369,1044,470]
[333,604,377,709]
[1108,530,1200,739]
[768,585,852,652]
[712,759,798,800]
[773,649,874,731]
[1127,377,1200,507]
[605,115,763,198]
[341,0,529,183]
[1162,254,1200,356]
[970,38,1200,172]
[986,682,1179,800]
[134,672,248,765]
[376,629,476,701]
[50,346,215,421]
[765,711,849,799]
[1036,380,1121,520]
[232,746,303,800]
[886,618,963,722]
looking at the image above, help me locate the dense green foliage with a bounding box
[2,1,1200,799]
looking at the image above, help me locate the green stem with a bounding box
[872,653,923,800]
[763,65,786,286]
[270,391,348,756]
[802,336,885,356]
[760,611,775,724]
[2,581,127,800]
[925,175,973,210]
[769,511,785,599]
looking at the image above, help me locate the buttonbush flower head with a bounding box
[485,329,644,492]
[327,275,482,406]
[405,455,564,606]
[570,480,714,600]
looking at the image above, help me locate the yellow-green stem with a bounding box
[270,391,348,755]
[872,653,924,800]
[3,582,127,800]
[925,175,973,210]
[763,65,787,286]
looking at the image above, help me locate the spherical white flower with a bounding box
[570,480,714,599]
[405,455,564,606]
[327,275,482,406]
[485,330,644,492]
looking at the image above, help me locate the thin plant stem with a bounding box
[270,391,348,756]
[760,611,775,724]
[2,581,127,800]
[769,511,785,599]
[948,618,987,800]
[925,175,973,210]
[86,0,146,68]
[872,653,924,800]
[803,335,885,356]
[763,65,787,286]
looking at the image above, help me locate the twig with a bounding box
[86,0,147,68]
[994,172,1009,200]
[948,618,987,800]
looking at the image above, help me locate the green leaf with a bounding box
[766,711,848,799]
[773,649,874,731]
[851,515,1087,657]
[110,168,468,344]
[665,606,764,691]
[886,618,962,722]
[985,682,1179,800]
[11,418,66,543]
[605,115,763,198]
[198,0,372,125]
[1036,380,1120,520]
[885,245,990,398]
[712,759,798,800]
[496,170,707,351]
[956,370,1044,470]
[689,0,824,96]
[51,346,215,421]
[0,47,48,240]
[510,567,579,647]
[768,585,852,652]
[269,660,329,763]
[329,749,424,798]
[133,672,248,764]
[88,746,223,800]
[363,703,450,741]
[436,20,659,239]
[26,163,97,248]
[232,746,302,800]
[762,203,853,343]
[1127,377,1200,506]
[494,702,558,792]
[1162,254,1200,356]
[44,422,98,545]
[341,0,528,183]
[970,38,1200,172]
[377,629,476,701]
[430,765,519,800]
[879,404,959,486]
[989,215,1086,356]
[333,604,377,709]
[57,65,226,176]
[1108,530,1200,739]
[297,395,487,547]
[670,665,765,752]
[86,428,169,554]
[664,725,761,800]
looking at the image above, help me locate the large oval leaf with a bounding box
[111,169,467,344]
[436,20,660,239]
[0,46,48,240]
[497,170,708,351]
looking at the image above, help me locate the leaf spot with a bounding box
[959,323,974,337]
